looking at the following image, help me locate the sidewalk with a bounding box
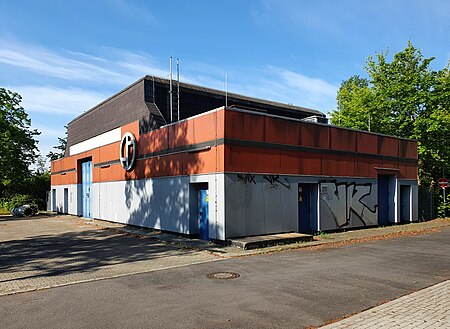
[91,217,450,257]
[320,280,450,328]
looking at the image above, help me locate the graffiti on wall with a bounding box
[320,180,377,228]
[237,173,256,184]
[263,174,291,189]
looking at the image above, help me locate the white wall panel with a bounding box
[69,127,121,156]
[189,173,225,240]
[50,184,79,215]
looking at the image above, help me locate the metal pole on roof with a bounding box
[169,56,173,123]
[177,58,180,121]
[225,73,228,107]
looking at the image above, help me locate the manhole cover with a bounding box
[207,272,240,280]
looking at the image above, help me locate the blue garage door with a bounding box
[198,189,209,240]
[82,160,92,218]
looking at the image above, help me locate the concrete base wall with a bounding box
[224,174,419,238]
[51,173,418,241]
[50,184,80,215]
[224,174,298,238]
[319,178,378,230]
[51,173,226,240]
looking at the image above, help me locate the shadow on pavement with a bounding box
[0,228,197,282]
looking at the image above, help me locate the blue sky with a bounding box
[0,0,449,160]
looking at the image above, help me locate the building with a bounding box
[50,76,418,241]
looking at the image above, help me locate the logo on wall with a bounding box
[120,132,137,171]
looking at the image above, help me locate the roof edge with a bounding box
[68,74,326,125]
[68,76,146,124]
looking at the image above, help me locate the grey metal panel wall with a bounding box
[224,174,297,238]
[245,180,265,235]
[281,185,298,232]
[319,178,378,231]
[88,177,191,234]
[224,175,247,237]
[264,184,283,233]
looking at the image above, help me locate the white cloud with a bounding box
[190,65,338,113]
[266,68,338,112]
[31,124,65,138]
[111,0,157,24]
[269,66,338,98]
[0,40,166,85]
[11,85,108,116]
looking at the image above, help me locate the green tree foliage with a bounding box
[0,88,40,196]
[330,41,450,187]
[47,126,67,161]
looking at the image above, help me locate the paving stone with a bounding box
[321,280,450,328]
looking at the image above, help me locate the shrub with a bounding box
[0,194,42,213]
[437,194,450,218]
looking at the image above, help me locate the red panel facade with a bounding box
[52,107,418,185]
[223,109,417,179]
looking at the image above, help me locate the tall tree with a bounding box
[47,126,67,161]
[330,41,450,186]
[0,88,40,196]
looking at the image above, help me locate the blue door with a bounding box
[298,184,312,233]
[82,160,92,218]
[377,175,389,226]
[52,189,57,212]
[198,189,209,240]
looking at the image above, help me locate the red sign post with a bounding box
[439,178,448,206]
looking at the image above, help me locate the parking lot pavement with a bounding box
[321,280,449,328]
[0,215,219,296]
[0,225,448,329]
[1,213,448,298]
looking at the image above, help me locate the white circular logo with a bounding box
[120,132,137,171]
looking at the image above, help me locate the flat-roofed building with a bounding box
[51,76,418,240]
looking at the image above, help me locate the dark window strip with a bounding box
[223,138,418,164]
[138,141,214,160]
[51,168,76,175]
[93,159,121,168]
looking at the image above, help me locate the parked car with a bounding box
[11,204,39,217]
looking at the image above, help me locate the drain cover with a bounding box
[207,272,240,280]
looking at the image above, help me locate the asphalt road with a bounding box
[1,227,449,329]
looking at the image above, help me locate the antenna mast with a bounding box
[225,73,228,107]
[169,57,173,123]
[177,58,180,121]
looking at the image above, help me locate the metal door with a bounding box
[298,184,311,233]
[82,160,92,218]
[63,188,69,214]
[400,185,411,223]
[198,189,209,240]
[52,189,57,212]
[377,175,389,225]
